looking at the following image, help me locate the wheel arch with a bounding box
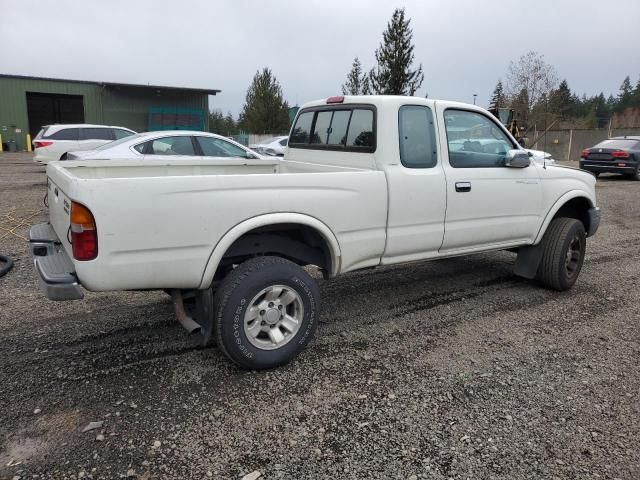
[198,213,341,289]
[534,191,595,244]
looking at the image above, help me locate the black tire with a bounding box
[214,256,320,369]
[537,218,586,291]
[631,164,640,181]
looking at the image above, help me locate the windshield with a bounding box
[93,133,145,151]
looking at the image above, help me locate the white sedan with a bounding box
[66,131,265,161]
[249,136,288,156]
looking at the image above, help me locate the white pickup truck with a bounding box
[30,95,600,369]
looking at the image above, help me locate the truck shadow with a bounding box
[9,252,526,381]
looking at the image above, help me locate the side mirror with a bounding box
[245,151,259,159]
[505,149,531,168]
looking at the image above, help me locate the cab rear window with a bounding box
[289,106,375,152]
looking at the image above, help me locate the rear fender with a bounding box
[198,213,341,289]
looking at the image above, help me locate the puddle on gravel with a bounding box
[0,436,47,467]
[0,410,79,472]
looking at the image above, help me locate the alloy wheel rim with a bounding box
[243,285,304,350]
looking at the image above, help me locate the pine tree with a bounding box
[593,93,609,128]
[368,8,424,95]
[620,76,633,97]
[616,76,633,111]
[210,110,238,136]
[488,80,506,111]
[342,57,370,95]
[549,79,573,119]
[631,76,640,108]
[209,110,226,134]
[239,68,290,134]
[224,112,237,135]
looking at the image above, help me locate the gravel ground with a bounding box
[0,152,639,480]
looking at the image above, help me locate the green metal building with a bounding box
[0,74,220,150]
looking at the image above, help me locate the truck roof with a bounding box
[298,95,476,111]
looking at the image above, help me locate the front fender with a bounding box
[534,190,596,244]
[198,213,342,289]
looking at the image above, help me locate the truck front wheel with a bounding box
[537,217,586,291]
[214,256,320,369]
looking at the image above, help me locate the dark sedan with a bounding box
[580,136,640,180]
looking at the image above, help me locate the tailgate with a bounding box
[47,177,73,256]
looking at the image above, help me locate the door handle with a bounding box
[455,182,471,192]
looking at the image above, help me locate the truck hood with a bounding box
[542,163,597,189]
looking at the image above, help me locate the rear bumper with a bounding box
[580,159,638,174]
[587,207,601,237]
[29,223,84,301]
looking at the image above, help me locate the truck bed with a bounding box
[46,158,388,291]
[58,158,369,179]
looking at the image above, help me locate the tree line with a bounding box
[212,10,638,136]
[490,51,640,129]
[210,7,425,137]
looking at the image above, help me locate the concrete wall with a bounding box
[529,128,640,162]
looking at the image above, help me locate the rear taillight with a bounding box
[612,150,629,159]
[581,149,590,158]
[70,202,97,261]
[34,141,53,149]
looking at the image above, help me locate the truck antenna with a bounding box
[543,96,548,169]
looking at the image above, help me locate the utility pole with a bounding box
[473,94,477,105]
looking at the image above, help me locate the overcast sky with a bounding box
[1,0,638,117]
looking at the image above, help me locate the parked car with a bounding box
[33,124,136,164]
[29,95,600,370]
[66,131,264,161]
[579,136,640,180]
[250,136,288,156]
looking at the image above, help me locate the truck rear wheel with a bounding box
[537,217,586,291]
[214,256,320,369]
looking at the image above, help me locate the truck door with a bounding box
[381,104,447,264]
[437,107,542,252]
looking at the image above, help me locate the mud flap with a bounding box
[192,288,215,346]
[514,245,543,280]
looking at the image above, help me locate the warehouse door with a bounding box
[26,92,85,137]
